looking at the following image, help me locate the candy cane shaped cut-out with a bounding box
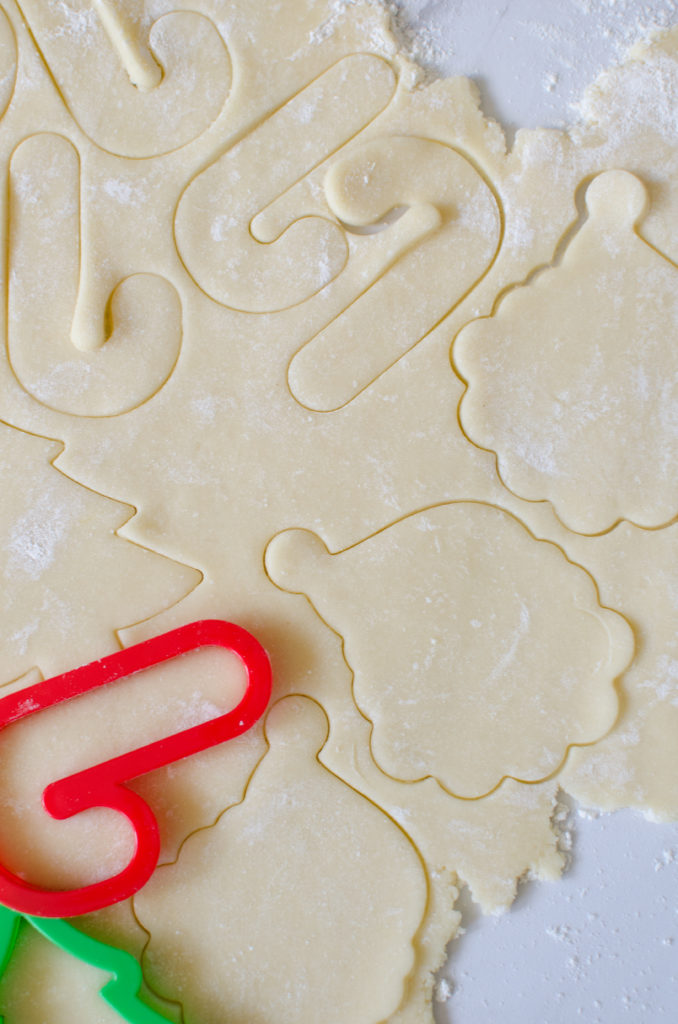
[288,136,502,410]
[0,905,177,1024]
[174,54,397,312]
[15,1,231,158]
[7,133,182,417]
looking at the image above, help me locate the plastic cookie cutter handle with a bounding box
[0,620,272,918]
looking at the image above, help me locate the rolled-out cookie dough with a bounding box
[0,3,676,1023]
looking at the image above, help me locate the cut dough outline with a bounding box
[14,1,232,160]
[452,171,678,537]
[6,131,184,418]
[172,52,400,314]
[286,134,505,412]
[132,693,433,1024]
[264,500,635,801]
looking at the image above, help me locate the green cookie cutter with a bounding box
[0,903,174,1024]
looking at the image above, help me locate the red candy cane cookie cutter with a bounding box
[0,619,272,918]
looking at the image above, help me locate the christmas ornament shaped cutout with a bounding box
[265,505,633,798]
[136,696,428,1024]
[455,170,678,534]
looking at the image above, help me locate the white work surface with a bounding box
[440,809,678,1023]
[393,2,678,1022]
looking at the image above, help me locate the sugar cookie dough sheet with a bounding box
[0,3,675,1023]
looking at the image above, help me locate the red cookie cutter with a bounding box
[0,619,271,918]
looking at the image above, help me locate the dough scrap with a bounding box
[265,504,632,798]
[455,169,678,534]
[136,696,429,1024]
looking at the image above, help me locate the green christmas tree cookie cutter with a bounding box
[0,903,174,1024]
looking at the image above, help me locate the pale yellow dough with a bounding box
[0,2,675,1023]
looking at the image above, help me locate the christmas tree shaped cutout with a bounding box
[0,420,200,685]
